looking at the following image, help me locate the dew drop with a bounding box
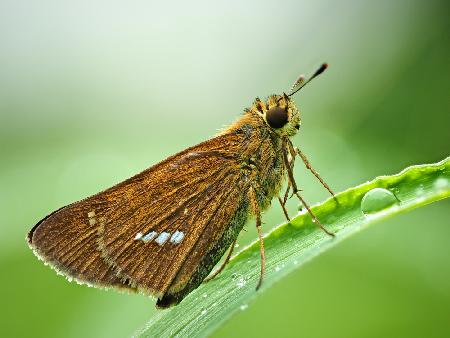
[236,276,247,288]
[201,309,208,316]
[434,177,450,191]
[275,266,281,272]
[240,304,248,311]
[360,188,398,215]
[234,243,240,248]
[202,293,208,298]
[293,260,298,265]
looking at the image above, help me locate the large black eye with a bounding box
[266,107,288,129]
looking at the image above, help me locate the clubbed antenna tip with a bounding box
[314,63,328,76]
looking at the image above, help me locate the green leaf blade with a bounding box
[136,157,450,338]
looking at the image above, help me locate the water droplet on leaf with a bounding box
[236,276,247,288]
[240,304,248,311]
[361,188,398,215]
[434,177,450,191]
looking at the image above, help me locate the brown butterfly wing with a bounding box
[98,129,257,297]
[28,128,257,298]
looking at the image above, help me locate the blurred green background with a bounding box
[1,0,449,337]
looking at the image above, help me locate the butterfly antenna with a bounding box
[288,63,328,97]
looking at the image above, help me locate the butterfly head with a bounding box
[257,94,301,137]
[251,63,329,138]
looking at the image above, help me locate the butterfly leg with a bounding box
[255,221,265,290]
[286,140,336,197]
[278,148,298,221]
[249,186,266,290]
[203,238,237,283]
[278,196,291,221]
[282,141,335,237]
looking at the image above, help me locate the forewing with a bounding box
[28,130,250,296]
[99,132,251,296]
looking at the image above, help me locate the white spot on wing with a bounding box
[155,232,170,245]
[142,231,157,242]
[170,230,185,244]
[134,232,143,240]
